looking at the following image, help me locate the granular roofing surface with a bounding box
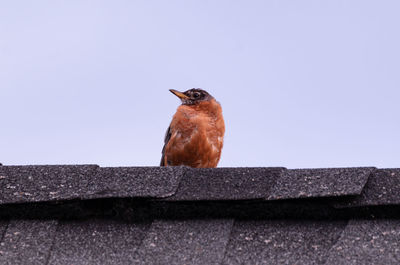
[0,164,399,264]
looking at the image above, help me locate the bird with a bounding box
[160,88,225,168]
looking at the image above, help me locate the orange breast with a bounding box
[164,100,225,168]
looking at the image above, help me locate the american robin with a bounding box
[160,88,225,168]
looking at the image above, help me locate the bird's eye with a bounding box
[193,92,201,98]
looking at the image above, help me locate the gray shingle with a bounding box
[0,165,99,204]
[326,219,400,264]
[267,167,375,200]
[0,220,8,242]
[0,166,186,204]
[87,166,185,199]
[223,219,347,265]
[334,169,400,208]
[134,219,233,265]
[167,167,284,200]
[48,218,151,265]
[0,220,58,265]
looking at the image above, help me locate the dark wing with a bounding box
[160,125,172,166]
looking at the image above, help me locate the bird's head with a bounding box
[169,88,214,105]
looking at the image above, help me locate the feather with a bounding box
[160,126,172,166]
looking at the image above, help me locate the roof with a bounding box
[0,165,400,264]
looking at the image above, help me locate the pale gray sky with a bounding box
[1,1,399,168]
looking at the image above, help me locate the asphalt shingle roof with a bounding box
[0,164,399,264]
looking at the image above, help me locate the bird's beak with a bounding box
[169,89,189,100]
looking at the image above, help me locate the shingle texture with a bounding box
[0,165,400,265]
[87,166,185,198]
[167,167,284,200]
[334,168,400,208]
[223,220,347,265]
[0,220,58,265]
[0,165,99,203]
[326,219,400,264]
[267,167,375,200]
[48,219,151,265]
[0,165,184,203]
[135,219,233,265]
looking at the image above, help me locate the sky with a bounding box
[1,1,399,168]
